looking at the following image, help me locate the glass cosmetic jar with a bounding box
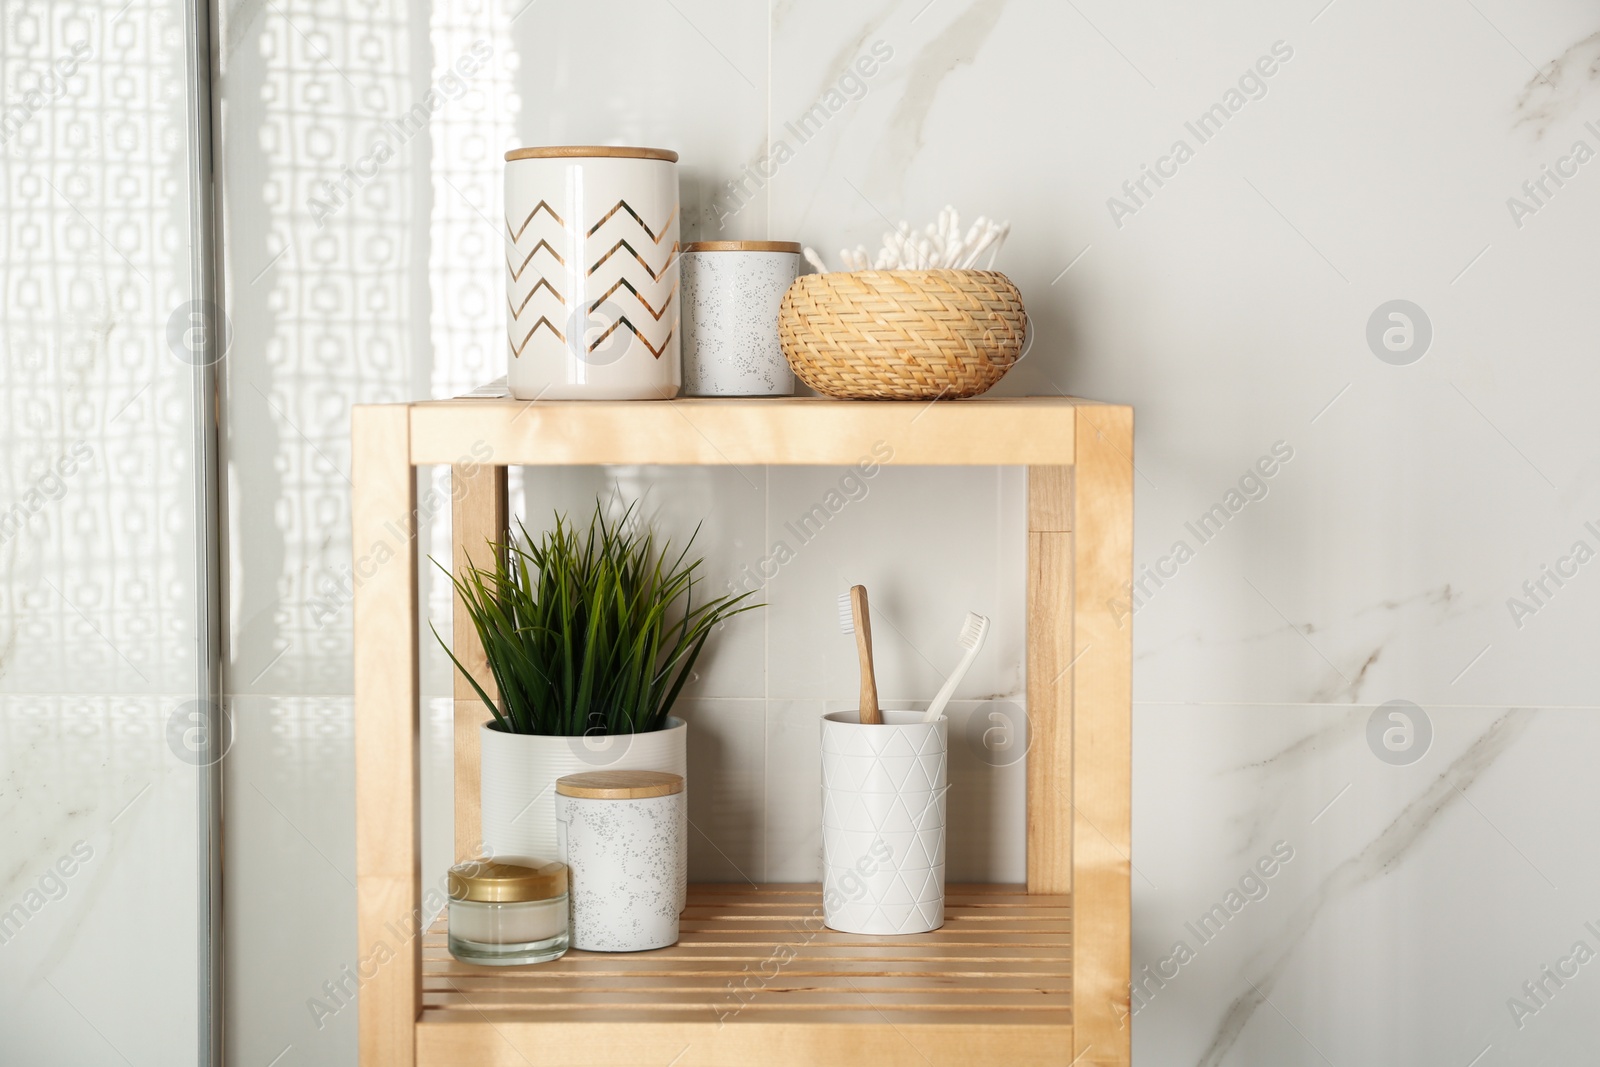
[447,859,569,966]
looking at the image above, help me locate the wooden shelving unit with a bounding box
[353,395,1133,1066]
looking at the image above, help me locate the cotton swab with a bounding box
[984,222,1011,269]
[959,225,998,269]
[800,206,1011,273]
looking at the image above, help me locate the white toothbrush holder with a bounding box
[820,710,947,935]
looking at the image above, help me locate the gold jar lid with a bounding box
[505,145,678,163]
[448,860,568,902]
[683,240,802,254]
[556,770,684,799]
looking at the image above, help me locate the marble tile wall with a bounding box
[215,1,1600,1064]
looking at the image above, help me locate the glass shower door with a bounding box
[0,0,217,1063]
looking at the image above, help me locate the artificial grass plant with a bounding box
[437,502,759,736]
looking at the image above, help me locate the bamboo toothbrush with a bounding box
[837,586,881,725]
[922,613,990,722]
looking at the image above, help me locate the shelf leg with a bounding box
[1069,405,1134,1066]
[353,406,421,1067]
[451,460,508,861]
[1026,464,1074,895]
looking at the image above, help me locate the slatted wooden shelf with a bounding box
[422,884,1070,1005]
[416,884,1070,1065]
[353,395,1132,1066]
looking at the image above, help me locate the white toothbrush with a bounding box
[837,586,881,725]
[922,613,989,722]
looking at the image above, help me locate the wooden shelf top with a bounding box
[416,883,1072,1067]
[388,393,1128,467]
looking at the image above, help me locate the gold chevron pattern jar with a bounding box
[503,146,681,400]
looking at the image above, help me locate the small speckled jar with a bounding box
[680,241,801,396]
[555,770,685,952]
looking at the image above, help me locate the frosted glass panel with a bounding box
[0,0,205,1063]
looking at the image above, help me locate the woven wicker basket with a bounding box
[777,270,1027,400]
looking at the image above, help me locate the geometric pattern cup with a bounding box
[820,710,947,935]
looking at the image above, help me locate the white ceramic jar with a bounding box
[503,145,681,400]
[479,717,687,912]
[555,770,685,952]
[680,241,800,396]
[820,710,947,935]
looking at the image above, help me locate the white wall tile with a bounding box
[223,694,357,1067]
[678,697,767,883]
[222,693,455,1067]
[1135,702,1599,1064]
[508,0,771,242]
[763,698,826,883]
[762,465,1025,705]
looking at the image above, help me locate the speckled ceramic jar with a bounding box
[555,770,685,952]
[680,241,800,396]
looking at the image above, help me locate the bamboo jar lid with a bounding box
[556,770,684,799]
[505,145,678,163]
[448,859,568,902]
[683,241,802,254]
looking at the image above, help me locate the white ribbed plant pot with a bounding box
[480,717,687,909]
[820,710,947,935]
